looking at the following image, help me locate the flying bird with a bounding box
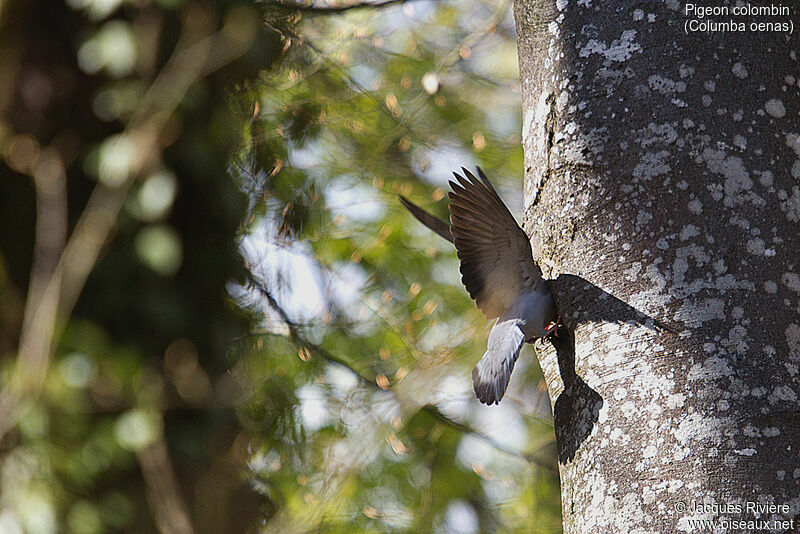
[400,167,558,405]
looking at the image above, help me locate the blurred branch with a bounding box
[267,0,409,13]
[250,277,372,386]
[5,148,68,432]
[250,277,553,469]
[58,18,256,319]
[0,9,258,442]
[138,437,197,534]
[421,406,554,469]
[241,236,423,361]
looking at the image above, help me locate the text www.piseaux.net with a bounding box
[685,518,796,531]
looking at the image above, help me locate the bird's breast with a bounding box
[508,288,556,340]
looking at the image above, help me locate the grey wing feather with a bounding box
[448,167,545,319]
[472,319,526,405]
[398,195,453,243]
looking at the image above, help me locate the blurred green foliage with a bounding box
[0,0,560,532]
[0,0,281,531]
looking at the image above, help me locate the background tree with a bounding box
[515,0,800,531]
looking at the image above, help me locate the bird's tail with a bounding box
[398,195,453,243]
[472,349,518,405]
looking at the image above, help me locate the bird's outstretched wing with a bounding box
[448,167,545,319]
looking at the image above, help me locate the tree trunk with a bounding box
[514,1,800,531]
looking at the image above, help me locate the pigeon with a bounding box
[399,167,557,405]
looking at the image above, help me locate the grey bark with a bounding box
[514,0,800,532]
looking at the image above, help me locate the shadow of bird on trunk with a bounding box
[545,273,672,463]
